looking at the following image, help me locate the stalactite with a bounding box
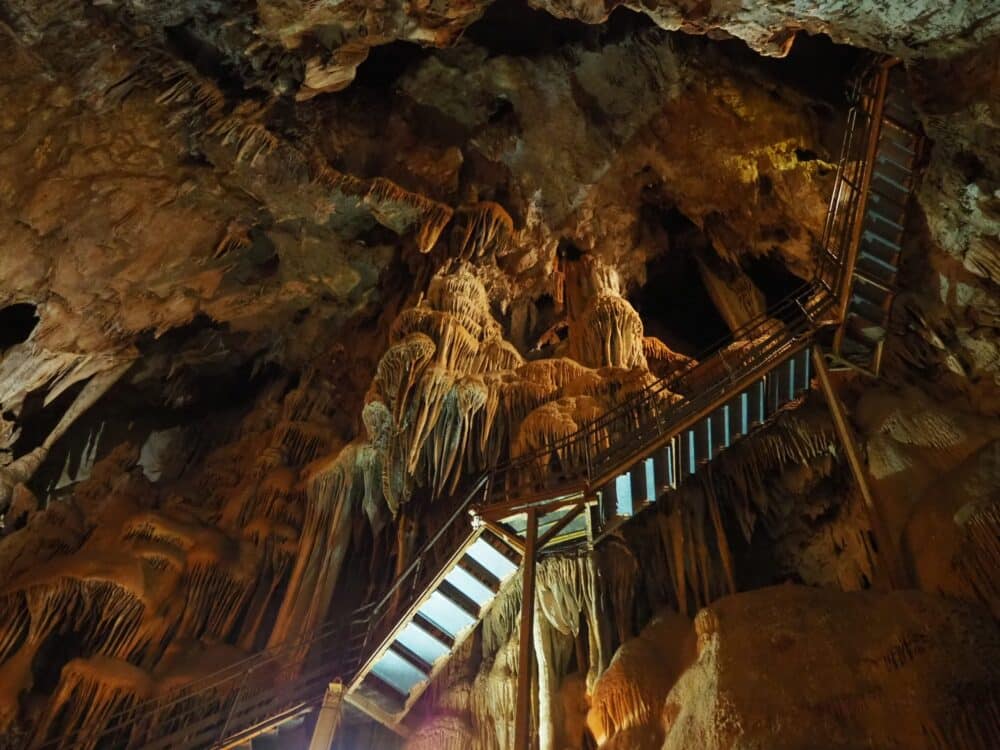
[474,336,525,372]
[471,627,520,750]
[513,396,604,482]
[955,501,1000,617]
[267,444,359,645]
[374,333,437,421]
[176,561,256,642]
[1,359,131,514]
[0,593,27,664]
[880,408,967,449]
[30,656,153,750]
[364,177,454,252]
[483,579,521,661]
[404,714,475,750]
[456,202,514,261]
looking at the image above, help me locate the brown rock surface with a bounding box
[660,586,1000,750]
[0,0,998,746]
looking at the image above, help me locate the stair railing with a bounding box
[484,279,833,509]
[832,60,893,352]
[35,480,492,750]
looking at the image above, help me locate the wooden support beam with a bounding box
[514,509,538,750]
[308,682,345,750]
[811,348,906,588]
[537,503,586,548]
[482,519,526,555]
[479,486,587,522]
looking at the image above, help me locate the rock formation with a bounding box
[0,0,997,747]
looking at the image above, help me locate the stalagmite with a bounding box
[568,293,648,370]
[587,611,694,748]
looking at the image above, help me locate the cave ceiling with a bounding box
[2,0,997,426]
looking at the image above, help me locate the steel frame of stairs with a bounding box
[37,56,920,750]
[827,58,925,375]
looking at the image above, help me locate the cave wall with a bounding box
[0,0,998,747]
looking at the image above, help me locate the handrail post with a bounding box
[811,348,906,588]
[513,508,538,750]
[216,673,249,747]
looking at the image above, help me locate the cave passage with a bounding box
[742,251,809,307]
[0,303,39,350]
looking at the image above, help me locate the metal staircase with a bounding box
[345,525,521,729]
[36,57,922,750]
[830,62,925,375]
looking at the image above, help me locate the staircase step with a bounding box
[370,649,428,699]
[872,150,913,182]
[854,274,894,306]
[885,97,918,126]
[456,554,501,592]
[864,208,904,234]
[437,579,484,619]
[879,131,918,159]
[875,148,914,174]
[849,294,887,325]
[465,536,520,578]
[846,313,886,344]
[857,256,897,286]
[417,591,476,639]
[840,335,875,359]
[858,245,898,272]
[867,188,908,214]
[389,640,434,676]
[862,228,901,253]
[444,565,496,609]
[395,620,451,666]
[872,170,912,197]
[411,612,455,649]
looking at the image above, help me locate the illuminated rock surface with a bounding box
[0,0,997,747]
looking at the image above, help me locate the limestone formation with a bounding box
[0,0,997,747]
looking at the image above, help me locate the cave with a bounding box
[630,236,731,356]
[0,2,998,750]
[0,303,38,351]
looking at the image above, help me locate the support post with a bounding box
[811,348,905,588]
[308,681,345,750]
[514,508,538,750]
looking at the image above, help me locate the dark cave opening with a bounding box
[164,21,249,99]
[742,251,810,308]
[351,40,432,90]
[464,0,650,57]
[712,30,867,107]
[16,315,288,500]
[630,209,731,357]
[31,630,86,696]
[0,303,39,350]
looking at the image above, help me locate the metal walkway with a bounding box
[35,57,921,750]
[828,61,925,375]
